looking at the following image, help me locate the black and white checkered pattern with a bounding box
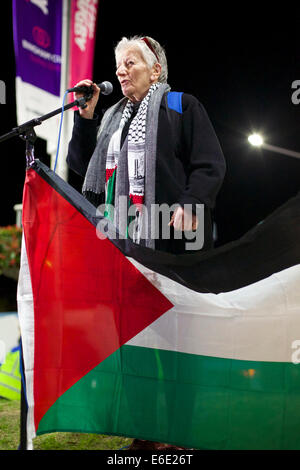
[128,83,159,144]
[106,83,161,244]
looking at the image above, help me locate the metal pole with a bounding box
[0,97,88,145]
[52,0,72,181]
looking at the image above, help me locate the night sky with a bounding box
[1,2,300,247]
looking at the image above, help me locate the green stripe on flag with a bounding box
[37,345,300,450]
[104,169,116,222]
[104,168,136,238]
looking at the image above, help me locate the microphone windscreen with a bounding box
[100,81,113,95]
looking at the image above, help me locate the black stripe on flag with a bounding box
[32,160,300,294]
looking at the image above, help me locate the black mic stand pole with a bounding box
[0,93,91,450]
[0,94,90,166]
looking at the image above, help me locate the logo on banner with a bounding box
[26,0,49,15]
[32,26,51,48]
[74,0,98,52]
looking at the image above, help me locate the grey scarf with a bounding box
[82,82,171,249]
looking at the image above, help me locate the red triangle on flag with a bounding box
[22,169,173,431]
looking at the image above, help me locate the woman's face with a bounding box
[116,46,160,102]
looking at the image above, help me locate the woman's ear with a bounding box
[151,63,162,82]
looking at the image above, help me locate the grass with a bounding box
[0,398,133,450]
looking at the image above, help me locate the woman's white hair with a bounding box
[114,35,168,83]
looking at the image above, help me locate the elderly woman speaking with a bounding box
[67,35,226,254]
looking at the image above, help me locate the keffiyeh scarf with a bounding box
[82,82,171,248]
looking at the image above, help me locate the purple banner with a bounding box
[13,0,63,96]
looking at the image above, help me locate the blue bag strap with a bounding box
[167,91,183,114]
[165,92,183,156]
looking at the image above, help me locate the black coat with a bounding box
[66,93,226,254]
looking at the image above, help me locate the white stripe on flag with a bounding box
[17,234,36,448]
[127,259,300,363]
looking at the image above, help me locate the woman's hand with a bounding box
[168,206,198,231]
[73,79,100,119]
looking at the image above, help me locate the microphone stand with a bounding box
[0,92,91,450]
[0,94,91,167]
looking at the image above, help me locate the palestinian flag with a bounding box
[18,160,300,450]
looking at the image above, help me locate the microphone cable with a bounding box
[54,81,113,173]
[54,90,69,173]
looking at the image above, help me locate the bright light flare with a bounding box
[248,133,264,147]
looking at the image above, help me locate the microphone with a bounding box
[67,81,113,96]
